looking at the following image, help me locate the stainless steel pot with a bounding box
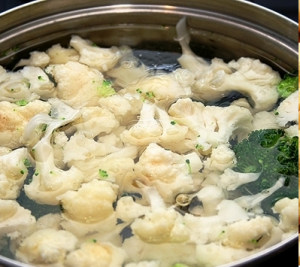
[0,1,298,267]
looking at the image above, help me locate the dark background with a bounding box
[0,0,298,266]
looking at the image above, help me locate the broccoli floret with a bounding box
[233,129,298,213]
[234,129,298,177]
[277,74,298,98]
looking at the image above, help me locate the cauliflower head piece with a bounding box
[131,209,190,244]
[69,105,119,138]
[0,147,30,200]
[46,43,79,64]
[0,199,36,237]
[58,179,119,236]
[14,51,50,69]
[65,241,127,267]
[46,61,115,108]
[0,100,51,149]
[134,143,202,203]
[15,228,78,266]
[221,216,279,250]
[119,68,193,105]
[272,197,298,234]
[275,90,298,127]
[168,98,253,154]
[70,35,122,72]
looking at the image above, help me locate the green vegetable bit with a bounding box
[97,80,116,97]
[99,169,108,178]
[23,158,32,168]
[277,74,298,98]
[145,91,155,98]
[172,264,191,267]
[185,159,192,174]
[15,99,28,106]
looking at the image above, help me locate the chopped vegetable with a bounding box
[277,74,298,98]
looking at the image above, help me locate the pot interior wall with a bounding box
[0,2,298,74]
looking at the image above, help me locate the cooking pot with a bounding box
[0,0,298,267]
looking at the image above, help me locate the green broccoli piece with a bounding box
[233,129,298,212]
[97,80,116,97]
[15,99,28,106]
[98,169,108,178]
[233,129,298,177]
[172,264,191,267]
[277,74,298,98]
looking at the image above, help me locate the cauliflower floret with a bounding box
[272,197,298,234]
[169,98,253,154]
[123,236,197,267]
[194,185,225,216]
[0,147,11,156]
[121,101,163,146]
[15,228,78,266]
[0,147,30,199]
[219,168,261,191]
[175,17,210,78]
[34,213,62,231]
[250,110,279,132]
[0,65,56,102]
[57,179,119,237]
[217,200,249,223]
[155,105,190,152]
[24,99,84,205]
[70,35,122,72]
[98,94,143,125]
[65,241,127,267]
[275,90,298,127]
[284,124,298,137]
[120,101,190,151]
[52,130,69,169]
[175,18,281,112]
[115,196,151,223]
[14,51,50,69]
[234,177,285,211]
[119,69,193,105]
[0,66,38,102]
[182,213,226,245]
[203,144,236,172]
[0,99,51,149]
[46,61,114,108]
[0,199,35,237]
[65,143,137,184]
[24,140,84,205]
[69,106,119,138]
[97,127,126,148]
[46,43,79,64]
[195,242,254,267]
[221,216,279,250]
[131,209,190,244]
[20,66,56,99]
[134,143,202,203]
[122,186,194,267]
[63,131,120,164]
